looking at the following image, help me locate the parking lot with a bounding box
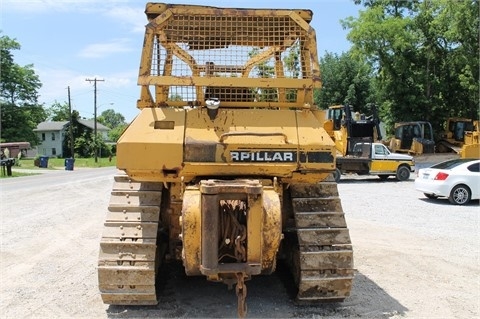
[1,167,478,318]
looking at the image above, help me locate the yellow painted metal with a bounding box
[389,121,435,155]
[117,108,185,172]
[181,183,281,277]
[120,106,336,183]
[260,188,282,273]
[410,139,426,155]
[137,2,320,110]
[460,121,480,158]
[103,2,354,312]
[247,190,263,264]
[370,159,414,173]
[437,118,479,154]
[181,187,202,276]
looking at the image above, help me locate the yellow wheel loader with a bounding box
[97,3,354,317]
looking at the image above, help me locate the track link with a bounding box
[288,182,354,302]
[98,174,163,305]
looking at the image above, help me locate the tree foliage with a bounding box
[0,34,46,144]
[96,108,127,143]
[46,101,71,121]
[316,51,374,112]
[97,108,126,129]
[58,109,112,158]
[343,0,479,137]
[108,125,128,143]
[73,132,111,158]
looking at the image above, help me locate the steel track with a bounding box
[288,182,354,302]
[98,174,163,305]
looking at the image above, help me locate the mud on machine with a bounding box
[97,3,354,317]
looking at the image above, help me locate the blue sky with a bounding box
[2,0,361,122]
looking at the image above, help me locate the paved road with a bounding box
[1,167,117,193]
[1,168,478,319]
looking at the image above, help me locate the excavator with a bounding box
[97,3,354,317]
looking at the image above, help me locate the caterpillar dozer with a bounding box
[389,121,435,155]
[459,120,480,159]
[436,118,476,154]
[98,3,354,317]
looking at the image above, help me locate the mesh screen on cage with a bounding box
[148,12,312,105]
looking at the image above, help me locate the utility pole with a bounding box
[85,78,104,163]
[67,86,74,159]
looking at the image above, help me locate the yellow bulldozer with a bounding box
[459,120,480,159]
[388,121,435,155]
[436,118,480,158]
[324,104,382,156]
[97,3,354,317]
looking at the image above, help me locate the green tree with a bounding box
[343,0,479,136]
[0,34,46,144]
[97,108,126,129]
[249,47,276,102]
[46,101,70,121]
[316,51,374,111]
[108,125,128,143]
[73,131,111,158]
[283,42,301,102]
[96,108,127,144]
[62,110,82,158]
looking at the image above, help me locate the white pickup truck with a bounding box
[333,142,415,182]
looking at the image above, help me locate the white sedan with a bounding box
[415,158,480,205]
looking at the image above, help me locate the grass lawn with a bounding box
[0,170,39,178]
[17,157,117,169]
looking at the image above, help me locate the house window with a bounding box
[51,132,55,141]
[42,133,45,141]
[52,148,56,156]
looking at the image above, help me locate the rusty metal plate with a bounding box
[297,275,353,300]
[109,190,162,207]
[292,197,343,213]
[289,183,339,198]
[106,206,160,222]
[299,250,353,270]
[99,242,157,262]
[301,269,355,279]
[99,284,155,294]
[295,212,347,228]
[296,228,351,246]
[98,265,155,286]
[113,179,163,191]
[100,292,157,305]
[101,221,158,239]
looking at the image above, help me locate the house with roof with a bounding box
[33,119,110,157]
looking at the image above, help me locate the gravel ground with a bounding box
[1,164,478,319]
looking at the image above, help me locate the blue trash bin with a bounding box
[39,156,49,168]
[65,158,75,171]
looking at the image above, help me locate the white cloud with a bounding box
[78,38,133,58]
[106,6,146,33]
[34,64,139,120]
[33,66,90,105]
